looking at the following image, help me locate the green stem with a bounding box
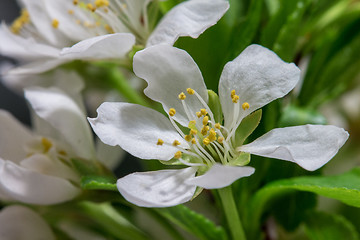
[218,186,247,240]
[107,67,149,107]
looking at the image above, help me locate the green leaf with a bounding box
[81,175,117,191]
[246,168,360,238]
[228,0,263,57]
[235,109,262,145]
[79,201,150,240]
[156,204,227,240]
[207,90,223,124]
[278,105,327,127]
[304,211,360,240]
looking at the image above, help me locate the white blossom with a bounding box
[89,44,349,207]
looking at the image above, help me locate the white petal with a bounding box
[0,159,80,205]
[133,45,208,126]
[219,44,300,128]
[0,23,61,60]
[0,205,55,240]
[117,167,197,207]
[186,163,254,189]
[24,87,95,160]
[147,0,229,46]
[60,33,135,60]
[20,154,79,183]
[21,0,70,47]
[44,0,95,42]
[7,59,68,75]
[238,125,349,171]
[0,110,34,163]
[88,102,186,160]
[96,139,126,170]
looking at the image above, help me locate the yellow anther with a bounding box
[169,108,176,116]
[191,138,196,144]
[202,116,209,125]
[87,3,96,11]
[232,95,239,103]
[58,150,67,156]
[187,88,195,95]
[73,0,79,5]
[188,120,196,128]
[76,19,81,25]
[242,102,250,110]
[178,92,186,100]
[215,123,221,129]
[208,128,217,142]
[203,138,210,145]
[68,9,74,14]
[157,139,164,146]
[95,0,109,7]
[200,109,207,116]
[196,112,202,118]
[201,125,209,136]
[190,129,198,135]
[172,140,181,146]
[231,89,236,97]
[217,137,224,144]
[104,24,114,33]
[95,21,101,26]
[52,19,59,29]
[41,137,52,153]
[10,9,30,34]
[174,151,182,159]
[184,135,192,142]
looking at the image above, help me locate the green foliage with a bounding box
[304,211,360,240]
[155,204,227,240]
[278,105,327,127]
[235,109,262,145]
[246,168,360,238]
[81,175,117,191]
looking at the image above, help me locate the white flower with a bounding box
[0,205,56,240]
[0,0,229,75]
[0,87,97,205]
[89,44,349,207]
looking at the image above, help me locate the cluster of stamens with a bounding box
[156,88,251,166]
[10,9,30,34]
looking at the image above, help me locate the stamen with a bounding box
[196,112,202,118]
[201,125,209,136]
[174,151,182,159]
[208,128,217,142]
[231,90,236,98]
[41,137,52,152]
[188,120,196,128]
[232,95,239,103]
[52,19,59,28]
[203,138,210,145]
[200,109,207,116]
[187,88,195,95]
[178,92,186,100]
[242,102,250,110]
[202,116,209,125]
[68,9,74,14]
[157,139,164,145]
[191,138,196,144]
[190,129,197,135]
[172,140,181,146]
[104,24,114,33]
[215,123,221,129]
[87,3,96,12]
[73,0,78,5]
[95,0,110,7]
[169,108,176,116]
[218,137,224,144]
[184,135,192,142]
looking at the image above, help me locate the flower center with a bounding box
[157,88,250,167]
